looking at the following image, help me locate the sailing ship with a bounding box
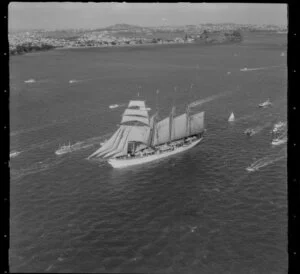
[88,100,205,168]
[55,142,74,155]
[258,99,272,108]
[228,112,235,122]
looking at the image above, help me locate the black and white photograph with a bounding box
[8,2,288,273]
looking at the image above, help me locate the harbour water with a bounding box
[10,32,287,273]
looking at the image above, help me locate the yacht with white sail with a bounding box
[88,99,205,168]
[228,112,235,122]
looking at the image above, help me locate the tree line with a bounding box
[10,43,55,55]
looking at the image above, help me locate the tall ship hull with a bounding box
[108,137,203,168]
[88,99,205,168]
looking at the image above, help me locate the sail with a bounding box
[97,126,126,157]
[171,113,188,141]
[103,127,131,158]
[189,112,205,135]
[127,126,150,144]
[152,117,170,146]
[88,127,122,158]
[147,112,158,145]
[128,100,146,109]
[121,115,149,126]
[123,108,149,118]
[228,112,235,122]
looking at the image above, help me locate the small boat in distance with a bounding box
[228,112,235,122]
[258,99,272,108]
[10,150,20,158]
[272,136,287,146]
[272,121,286,134]
[69,80,77,84]
[246,166,255,172]
[24,79,36,83]
[240,67,248,72]
[109,104,119,109]
[55,142,74,155]
[281,52,285,57]
[244,128,255,136]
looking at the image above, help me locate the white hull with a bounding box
[272,138,287,146]
[108,138,203,168]
[10,151,20,158]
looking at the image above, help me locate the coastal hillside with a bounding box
[194,30,243,44]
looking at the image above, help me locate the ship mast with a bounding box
[169,86,177,142]
[186,83,193,136]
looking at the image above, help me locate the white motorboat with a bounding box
[259,99,272,108]
[55,142,73,155]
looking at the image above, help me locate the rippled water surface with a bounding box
[10,32,287,273]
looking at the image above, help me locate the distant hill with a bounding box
[98,24,148,31]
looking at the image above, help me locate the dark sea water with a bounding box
[10,32,287,273]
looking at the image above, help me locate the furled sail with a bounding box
[189,111,205,135]
[121,115,149,126]
[171,113,188,141]
[152,117,170,146]
[87,127,122,159]
[123,108,149,118]
[128,100,146,109]
[103,126,131,158]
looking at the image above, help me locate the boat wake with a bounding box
[189,89,235,108]
[10,109,105,137]
[10,151,21,159]
[246,147,287,172]
[10,157,65,181]
[249,121,273,136]
[109,103,126,109]
[240,65,286,72]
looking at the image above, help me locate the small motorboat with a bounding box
[259,99,272,108]
[10,150,20,158]
[109,104,119,109]
[240,67,248,72]
[272,121,286,134]
[24,79,36,83]
[244,128,255,136]
[272,136,287,146]
[55,142,73,155]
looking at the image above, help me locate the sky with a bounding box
[8,2,287,31]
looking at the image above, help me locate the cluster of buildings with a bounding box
[9,29,189,53]
[9,23,287,54]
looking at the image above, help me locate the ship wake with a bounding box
[240,64,286,72]
[246,147,287,172]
